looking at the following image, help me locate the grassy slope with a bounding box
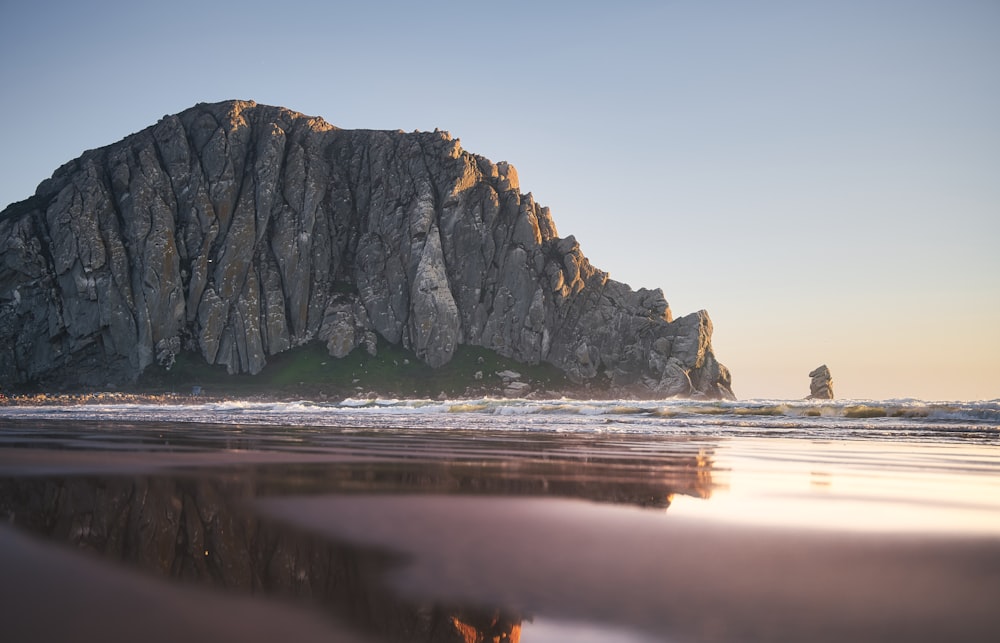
[135,340,574,400]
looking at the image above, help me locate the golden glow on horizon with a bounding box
[711,304,1000,401]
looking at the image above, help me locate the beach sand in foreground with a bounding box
[1,430,998,643]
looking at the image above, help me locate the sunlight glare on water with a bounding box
[670,437,1000,535]
[520,618,667,643]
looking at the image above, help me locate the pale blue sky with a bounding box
[2,0,997,399]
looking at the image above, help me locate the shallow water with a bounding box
[0,399,998,642]
[3,397,998,439]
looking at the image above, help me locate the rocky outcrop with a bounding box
[0,100,734,398]
[807,365,834,399]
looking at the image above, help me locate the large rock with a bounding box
[0,100,734,399]
[807,365,834,399]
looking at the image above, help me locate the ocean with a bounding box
[1,397,998,642]
[3,396,998,438]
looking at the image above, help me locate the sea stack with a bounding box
[807,365,834,399]
[0,100,734,399]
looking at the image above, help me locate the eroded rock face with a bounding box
[0,100,734,399]
[807,365,834,400]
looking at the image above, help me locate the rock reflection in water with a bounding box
[0,447,714,643]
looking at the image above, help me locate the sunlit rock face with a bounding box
[0,100,733,399]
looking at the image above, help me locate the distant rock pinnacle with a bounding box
[0,100,734,398]
[807,365,834,400]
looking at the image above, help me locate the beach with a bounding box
[1,399,998,642]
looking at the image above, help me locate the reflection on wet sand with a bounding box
[2,428,998,643]
[0,438,713,643]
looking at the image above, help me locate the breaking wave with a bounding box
[1,398,997,443]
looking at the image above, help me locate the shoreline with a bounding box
[0,391,279,407]
[3,390,996,407]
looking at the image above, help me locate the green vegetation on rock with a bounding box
[136,340,573,400]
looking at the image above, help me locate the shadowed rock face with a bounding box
[0,100,733,398]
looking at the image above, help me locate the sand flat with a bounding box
[1,420,998,642]
[256,493,1000,643]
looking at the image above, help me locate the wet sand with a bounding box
[0,523,369,643]
[259,494,1000,643]
[1,427,998,642]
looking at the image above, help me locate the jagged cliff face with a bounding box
[0,100,733,398]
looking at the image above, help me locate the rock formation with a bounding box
[0,100,733,398]
[807,365,834,399]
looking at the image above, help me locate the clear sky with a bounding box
[1,0,997,400]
